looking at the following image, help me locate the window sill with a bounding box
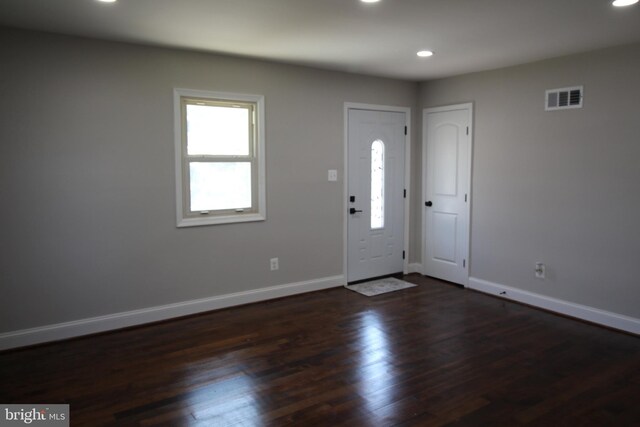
[177,213,266,228]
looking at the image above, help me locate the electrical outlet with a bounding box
[270,257,279,271]
[328,169,338,182]
[535,262,546,280]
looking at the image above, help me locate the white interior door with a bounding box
[423,105,472,286]
[348,109,406,283]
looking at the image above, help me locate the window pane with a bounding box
[186,104,250,156]
[190,162,252,211]
[371,140,385,229]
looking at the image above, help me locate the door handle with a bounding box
[350,208,363,214]
[425,201,433,207]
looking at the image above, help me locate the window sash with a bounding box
[181,98,256,158]
[183,158,258,216]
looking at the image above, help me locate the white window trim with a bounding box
[174,88,266,227]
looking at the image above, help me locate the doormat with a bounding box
[345,277,416,297]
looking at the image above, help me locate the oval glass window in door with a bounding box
[371,139,385,229]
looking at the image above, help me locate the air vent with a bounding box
[546,86,583,111]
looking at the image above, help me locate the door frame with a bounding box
[343,102,411,284]
[422,103,474,287]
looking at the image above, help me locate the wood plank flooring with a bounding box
[1,274,639,426]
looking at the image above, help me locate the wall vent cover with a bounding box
[545,86,583,111]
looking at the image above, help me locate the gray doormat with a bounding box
[345,277,417,297]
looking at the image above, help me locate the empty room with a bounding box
[1,0,639,425]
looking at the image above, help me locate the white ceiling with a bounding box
[1,0,639,81]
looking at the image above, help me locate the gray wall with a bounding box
[2,25,637,336]
[420,43,640,318]
[0,27,419,332]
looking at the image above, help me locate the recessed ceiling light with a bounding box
[612,0,638,6]
[417,50,434,58]
[97,0,117,3]
[361,0,381,3]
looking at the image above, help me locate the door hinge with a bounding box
[466,126,469,135]
[463,259,466,268]
[402,250,406,260]
[403,189,407,198]
[404,126,407,135]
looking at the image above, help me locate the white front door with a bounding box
[348,109,406,282]
[423,104,472,286]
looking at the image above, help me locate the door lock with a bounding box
[350,208,363,214]
[425,201,433,207]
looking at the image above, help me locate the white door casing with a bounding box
[347,108,407,283]
[422,104,472,286]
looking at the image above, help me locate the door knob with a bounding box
[350,208,363,214]
[425,201,433,207]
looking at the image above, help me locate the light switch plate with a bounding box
[328,169,338,181]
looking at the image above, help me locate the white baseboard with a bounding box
[407,263,423,274]
[0,275,345,351]
[468,277,640,335]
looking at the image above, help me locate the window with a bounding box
[371,139,385,229]
[174,89,265,227]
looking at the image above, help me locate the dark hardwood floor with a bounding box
[1,274,639,426]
